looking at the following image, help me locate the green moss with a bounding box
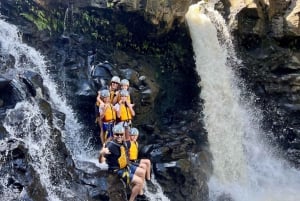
[142,41,149,51]
[100,19,110,26]
[91,32,99,39]
[116,41,122,47]
[20,12,50,31]
[106,2,114,8]
[82,11,91,26]
[16,0,66,33]
[115,24,129,37]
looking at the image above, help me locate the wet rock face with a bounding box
[1,0,300,201]
[33,0,300,38]
[107,0,196,33]
[231,1,300,166]
[191,0,300,167]
[0,139,48,201]
[33,0,200,35]
[0,1,208,201]
[239,43,300,166]
[34,0,107,8]
[230,0,300,38]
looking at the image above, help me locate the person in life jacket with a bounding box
[96,75,121,106]
[129,127,157,193]
[95,75,120,128]
[99,89,117,146]
[99,125,148,201]
[116,79,134,105]
[115,89,135,141]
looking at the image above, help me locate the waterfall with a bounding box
[63,5,73,36]
[185,2,300,201]
[0,19,95,160]
[0,18,98,200]
[4,102,68,201]
[0,17,169,201]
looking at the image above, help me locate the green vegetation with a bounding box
[16,0,64,33]
[20,12,50,31]
[13,0,185,58]
[115,24,128,36]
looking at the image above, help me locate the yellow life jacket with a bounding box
[119,104,132,121]
[102,104,116,122]
[118,145,128,169]
[129,141,138,161]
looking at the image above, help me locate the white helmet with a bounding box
[129,128,139,136]
[113,124,125,134]
[120,89,129,97]
[100,89,110,98]
[120,79,129,86]
[111,76,120,84]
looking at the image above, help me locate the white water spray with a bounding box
[0,17,170,201]
[0,18,94,200]
[0,19,93,159]
[186,2,300,201]
[4,102,65,201]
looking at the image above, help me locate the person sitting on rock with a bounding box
[128,127,157,193]
[99,125,148,201]
[114,89,135,141]
[99,89,117,145]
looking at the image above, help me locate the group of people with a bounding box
[95,76,156,201]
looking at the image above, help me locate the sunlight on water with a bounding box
[0,174,20,200]
[0,17,169,200]
[185,2,247,184]
[0,18,92,200]
[145,175,171,201]
[4,102,62,201]
[186,2,300,201]
[0,19,92,160]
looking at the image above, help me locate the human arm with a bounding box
[98,146,111,163]
[99,147,111,156]
[96,91,104,106]
[125,99,135,117]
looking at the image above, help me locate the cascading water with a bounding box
[0,17,169,201]
[0,18,93,160]
[186,2,300,201]
[0,18,95,200]
[4,102,67,201]
[63,5,73,37]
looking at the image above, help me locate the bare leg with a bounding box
[129,175,144,201]
[140,159,151,180]
[98,120,105,145]
[100,132,105,146]
[134,166,146,179]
